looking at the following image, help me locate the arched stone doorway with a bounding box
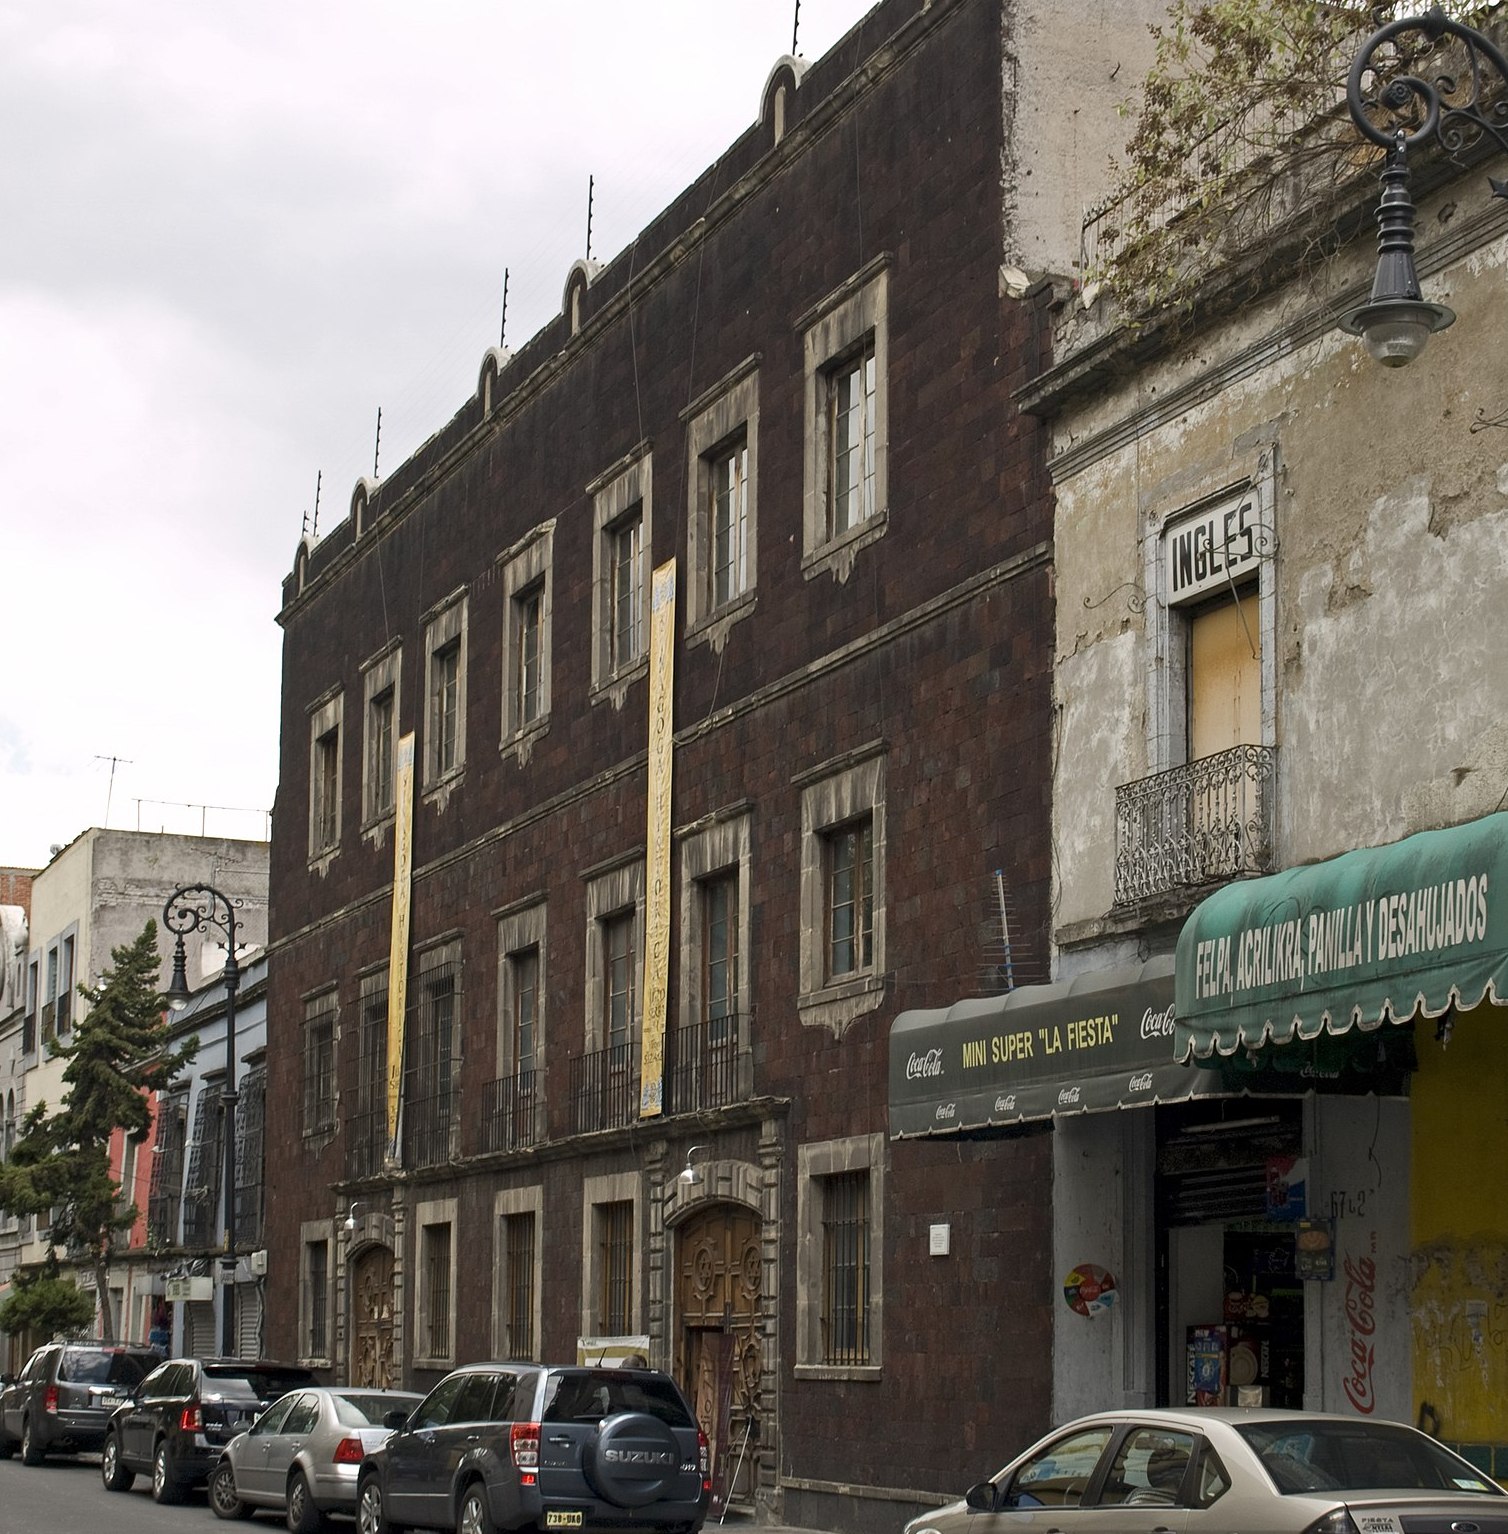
[350,1244,396,1387]
[674,1204,762,1514]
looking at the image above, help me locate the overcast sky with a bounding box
[0,0,878,873]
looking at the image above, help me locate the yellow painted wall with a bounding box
[1411,1000,1508,1444]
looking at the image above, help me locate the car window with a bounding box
[489,1374,518,1423]
[20,1350,52,1384]
[410,1375,466,1431]
[1195,1444,1230,1508]
[202,1366,318,1401]
[282,1394,321,1436]
[1240,1421,1505,1496]
[58,1349,154,1387]
[334,1393,421,1427]
[252,1397,297,1437]
[1005,1426,1114,1509]
[542,1373,694,1428]
[451,1375,497,1424]
[1098,1428,1194,1507]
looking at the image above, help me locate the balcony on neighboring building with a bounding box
[479,1068,541,1154]
[569,1043,639,1135]
[665,1014,752,1114]
[1114,744,1275,906]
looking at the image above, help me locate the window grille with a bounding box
[599,1201,633,1336]
[821,1170,870,1365]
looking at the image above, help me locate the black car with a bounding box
[0,1341,161,1464]
[101,1356,318,1504]
[356,1363,710,1534]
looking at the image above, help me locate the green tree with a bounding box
[0,921,196,1340]
[0,1255,96,1341]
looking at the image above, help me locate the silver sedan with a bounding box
[903,1408,1508,1534]
[209,1385,421,1531]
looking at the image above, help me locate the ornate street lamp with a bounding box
[1342,7,1508,366]
[163,883,244,1357]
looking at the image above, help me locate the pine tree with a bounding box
[0,921,196,1340]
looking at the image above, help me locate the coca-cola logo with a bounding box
[1342,1252,1377,1414]
[1140,1004,1176,1039]
[1057,1085,1082,1106]
[994,1094,1017,1113]
[1128,1071,1154,1092]
[935,1102,956,1121]
[907,1049,944,1080]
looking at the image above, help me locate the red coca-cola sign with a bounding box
[1342,1253,1377,1414]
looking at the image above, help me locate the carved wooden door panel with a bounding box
[675,1207,761,1514]
[351,1245,395,1388]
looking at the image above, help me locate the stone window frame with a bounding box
[499,521,555,759]
[589,451,652,704]
[795,1132,884,1380]
[584,859,644,1052]
[422,590,468,794]
[301,987,339,1141]
[491,1184,544,1362]
[413,1195,458,1369]
[360,641,401,834]
[1143,453,1278,776]
[683,358,760,646]
[496,898,547,1079]
[298,1218,334,1369]
[676,806,752,1054]
[799,256,891,583]
[796,745,887,1036]
[307,688,343,866]
[580,1170,642,1340]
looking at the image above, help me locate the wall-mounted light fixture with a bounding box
[679,1145,709,1187]
[344,1202,363,1233]
[1341,9,1508,366]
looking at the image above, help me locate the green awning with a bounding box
[1176,812,1508,1060]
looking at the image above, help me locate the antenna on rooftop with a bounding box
[95,754,133,829]
[311,469,323,539]
[586,176,595,263]
[792,0,801,55]
[499,267,510,350]
[373,407,383,479]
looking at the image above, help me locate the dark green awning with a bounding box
[889,956,1221,1137]
[1176,812,1508,1060]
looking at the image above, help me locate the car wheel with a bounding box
[287,1467,327,1534]
[357,1474,404,1534]
[101,1430,135,1492]
[457,1483,496,1534]
[152,1439,185,1505]
[211,1459,254,1521]
[0,1427,14,1461]
[19,1415,44,1466]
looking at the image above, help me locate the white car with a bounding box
[209,1385,421,1531]
[903,1407,1508,1534]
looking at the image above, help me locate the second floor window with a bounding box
[434,641,460,775]
[826,818,874,979]
[610,510,644,673]
[827,342,877,536]
[710,438,750,609]
[303,998,337,1134]
[604,912,635,1058]
[702,873,738,1042]
[511,947,538,1076]
[515,584,543,727]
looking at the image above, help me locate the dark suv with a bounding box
[101,1356,318,1504]
[0,1341,161,1464]
[356,1364,710,1534]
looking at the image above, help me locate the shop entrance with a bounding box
[674,1204,762,1515]
[1156,1100,1305,1409]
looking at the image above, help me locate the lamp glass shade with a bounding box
[1340,297,1454,368]
[165,943,191,1011]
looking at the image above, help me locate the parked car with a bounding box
[901,1407,1508,1534]
[100,1356,319,1504]
[355,1363,710,1534]
[0,1340,161,1464]
[208,1385,422,1529]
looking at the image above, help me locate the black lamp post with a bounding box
[163,883,243,1357]
[1342,7,1508,366]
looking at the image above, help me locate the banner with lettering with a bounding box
[1176,811,1508,1060]
[889,957,1221,1137]
[385,731,415,1161]
[639,559,676,1119]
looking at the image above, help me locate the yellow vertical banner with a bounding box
[640,559,676,1118]
[386,731,415,1160]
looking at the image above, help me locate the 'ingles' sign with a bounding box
[1166,494,1260,605]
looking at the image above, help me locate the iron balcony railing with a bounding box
[480,1068,541,1154]
[666,1014,752,1114]
[346,1102,388,1180]
[403,1078,457,1169]
[1114,744,1275,906]
[569,1042,639,1135]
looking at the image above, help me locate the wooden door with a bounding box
[351,1245,395,1388]
[675,1206,762,1514]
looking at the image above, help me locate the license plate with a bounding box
[546,1514,584,1528]
[99,1396,126,1410]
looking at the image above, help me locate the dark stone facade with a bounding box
[268,0,1055,1523]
